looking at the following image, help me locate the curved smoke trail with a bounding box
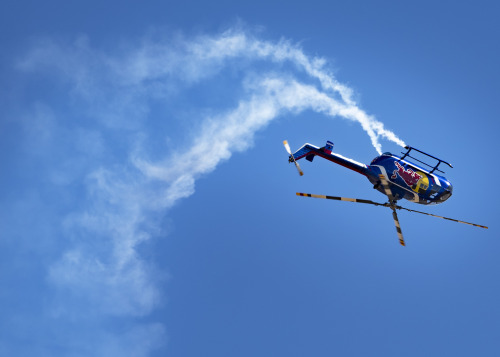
[17,27,406,354]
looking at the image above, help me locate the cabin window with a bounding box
[429,182,440,199]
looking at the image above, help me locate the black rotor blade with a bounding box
[391,207,406,246]
[378,174,395,201]
[296,192,407,247]
[396,206,488,229]
[296,193,385,207]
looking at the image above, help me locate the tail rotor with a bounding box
[283,140,304,176]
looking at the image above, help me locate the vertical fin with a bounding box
[324,141,334,155]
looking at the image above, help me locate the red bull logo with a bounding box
[391,161,422,187]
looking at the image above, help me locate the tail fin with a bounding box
[305,140,333,161]
[324,141,334,155]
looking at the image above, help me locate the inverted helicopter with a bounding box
[284,140,488,246]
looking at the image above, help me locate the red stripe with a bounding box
[314,152,367,176]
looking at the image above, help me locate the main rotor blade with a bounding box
[296,192,407,246]
[396,206,488,229]
[296,193,384,207]
[283,140,304,176]
[378,174,395,201]
[391,208,406,246]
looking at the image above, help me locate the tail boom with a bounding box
[291,143,369,176]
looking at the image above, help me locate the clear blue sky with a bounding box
[1,1,499,356]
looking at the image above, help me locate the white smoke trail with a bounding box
[18,27,406,355]
[115,29,406,154]
[26,26,408,314]
[190,30,406,153]
[19,29,405,154]
[133,75,401,204]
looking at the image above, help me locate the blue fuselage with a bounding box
[367,153,453,205]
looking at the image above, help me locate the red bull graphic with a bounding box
[391,161,422,187]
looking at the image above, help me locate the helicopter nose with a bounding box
[440,188,453,202]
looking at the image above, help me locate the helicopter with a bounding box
[283,140,488,246]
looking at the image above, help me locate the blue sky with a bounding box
[1,1,499,356]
